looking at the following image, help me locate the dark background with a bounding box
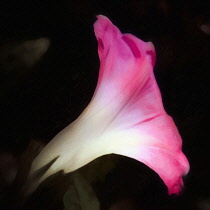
[0,0,210,209]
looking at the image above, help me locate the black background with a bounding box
[0,0,210,209]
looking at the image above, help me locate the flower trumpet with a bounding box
[30,15,189,195]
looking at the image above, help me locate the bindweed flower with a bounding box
[30,15,189,195]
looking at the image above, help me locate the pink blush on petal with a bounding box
[146,50,156,66]
[98,38,104,50]
[122,36,141,58]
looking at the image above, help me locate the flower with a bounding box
[30,15,189,195]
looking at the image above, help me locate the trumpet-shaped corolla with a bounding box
[30,15,189,195]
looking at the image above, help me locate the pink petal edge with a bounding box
[93,15,189,195]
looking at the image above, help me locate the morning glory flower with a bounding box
[30,15,189,195]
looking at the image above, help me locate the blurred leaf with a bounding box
[79,155,120,183]
[63,171,100,210]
